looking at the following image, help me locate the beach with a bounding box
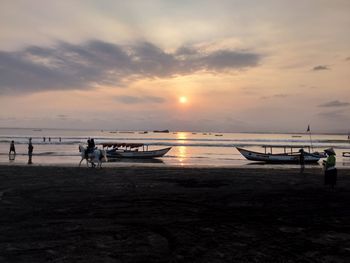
[1,165,350,262]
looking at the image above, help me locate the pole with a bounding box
[309,131,313,152]
[307,124,313,152]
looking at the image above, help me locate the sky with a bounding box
[0,0,350,133]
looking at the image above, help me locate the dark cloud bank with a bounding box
[115,95,165,104]
[0,40,261,94]
[312,65,330,71]
[318,100,350,108]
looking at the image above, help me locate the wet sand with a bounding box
[1,165,350,262]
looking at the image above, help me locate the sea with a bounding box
[1,128,350,168]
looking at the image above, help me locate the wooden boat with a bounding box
[102,143,171,159]
[343,152,350,157]
[236,145,326,163]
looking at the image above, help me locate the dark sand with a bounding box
[1,166,350,262]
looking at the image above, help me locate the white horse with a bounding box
[79,144,108,168]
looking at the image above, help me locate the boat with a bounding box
[153,130,169,133]
[343,152,350,157]
[236,145,326,163]
[102,143,171,159]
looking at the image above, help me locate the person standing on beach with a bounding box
[299,148,305,174]
[9,140,16,155]
[28,138,34,164]
[323,148,336,189]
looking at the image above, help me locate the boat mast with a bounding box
[307,124,314,152]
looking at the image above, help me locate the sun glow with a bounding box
[179,96,188,104]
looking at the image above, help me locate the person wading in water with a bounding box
[28,138,34,164]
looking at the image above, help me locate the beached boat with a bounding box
[102,143,171,159]
[236,145,326,163]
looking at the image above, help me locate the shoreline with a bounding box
[1,166,350,262]
[1,162,350,170]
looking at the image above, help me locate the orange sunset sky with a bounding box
[0,0,349,133]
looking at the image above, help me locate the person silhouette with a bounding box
[299,148,305,174]
[323,148,337,189]
[28,138,34,164]
[9,140,16,155]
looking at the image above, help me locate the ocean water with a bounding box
[1,128,350,168]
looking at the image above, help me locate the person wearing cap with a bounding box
[323,148,336,188]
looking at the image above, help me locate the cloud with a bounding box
[0,40,261,94]
[312,65,330,71]
[56,114,69,120]
[261,93,289,100]
[318,100,350,108]
[115,95,165,104]
[317,110,349,122]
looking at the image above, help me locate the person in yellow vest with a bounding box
[322,148,336,188]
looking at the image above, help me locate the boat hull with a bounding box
[236,147,322,163]
[107,147,171,159]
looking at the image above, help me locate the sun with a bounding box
[179,96,188,104]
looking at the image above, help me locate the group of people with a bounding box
[42,137,61,143]
[299,147,337,188]
[8,138,339,188]
[9,138,33,164]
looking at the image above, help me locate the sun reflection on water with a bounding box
[176,132,188,165]
[178,146,187,165]
[177,132,187,142]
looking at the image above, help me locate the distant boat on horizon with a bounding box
[153,130,169,133]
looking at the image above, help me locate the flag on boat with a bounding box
[307,125,310,132]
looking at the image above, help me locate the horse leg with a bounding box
[79,158,83,167]
[90,158,96,168]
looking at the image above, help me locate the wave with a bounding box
[1,141,350,149]
[1,134,350,149]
